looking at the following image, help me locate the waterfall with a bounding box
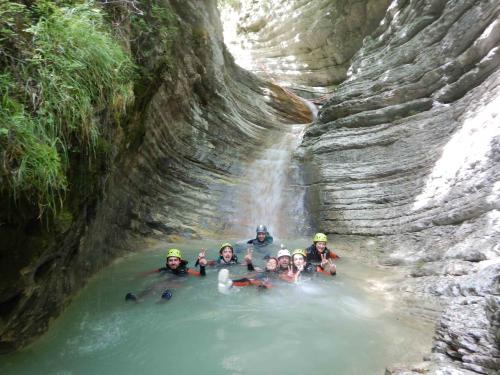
[233,99,318,240]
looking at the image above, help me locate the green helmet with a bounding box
[219,242,233,254]
[292,249,307,258]
[166,248,182,259]
[313,233,328,243]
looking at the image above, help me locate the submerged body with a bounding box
[0,240,433,375]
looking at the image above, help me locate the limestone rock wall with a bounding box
[221,0,391,92]
[300,0,500,372]
[0,0,311,351]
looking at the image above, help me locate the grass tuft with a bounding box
[0,1,135,217]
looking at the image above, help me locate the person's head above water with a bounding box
[219,242,234,263]
[256,224,268,242]
[291,249,306,269]
[277,248,291,269]
[166,248,183,270]
[266,257,278,271]
[313,233,328,253]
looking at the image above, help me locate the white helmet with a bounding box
[277,249,291,258]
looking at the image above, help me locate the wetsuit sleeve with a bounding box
[232,278,270,288]
[328,250,340,260]
[187,268,200,276]
[247,262,255,271]
[315,265,336,276]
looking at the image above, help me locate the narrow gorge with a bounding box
[1,0,498,373]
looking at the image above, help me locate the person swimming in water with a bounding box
[125,248,207,302]
[306,233,339,264]
[217,249,283,293]
[276,247,291,273]
[195,242,240,267]
[247,224,274,248]
[217,243,239,265]
[290,248,336,279]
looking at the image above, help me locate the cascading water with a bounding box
[0,88,434,375]
[232,99,318,239]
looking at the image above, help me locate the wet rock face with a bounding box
[299,0,500,373]
[302,0,500,244]
[0,0,312,351]
[221,0,391,91]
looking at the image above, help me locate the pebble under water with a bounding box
[0,239,433,375]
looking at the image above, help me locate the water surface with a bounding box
[0,239,432,375]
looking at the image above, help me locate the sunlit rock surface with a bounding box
[299,0,500,373]
[221,0,391,93]
[2,0,499,372]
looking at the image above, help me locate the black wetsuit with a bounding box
[159,260,206,276]
[247,235,274,247]
[296,262,316,274]
[305,244,336,263]
[216,254,239,266]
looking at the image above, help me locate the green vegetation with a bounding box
[0,0,135,216]
[129,0,179,80]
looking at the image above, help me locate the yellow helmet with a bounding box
[219,242,233,253]
[292,249,306,258]
[166,248,182,259]
[313,233,328,243]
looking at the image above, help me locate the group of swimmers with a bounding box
[125,226,338,302]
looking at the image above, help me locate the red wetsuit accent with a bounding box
[232,278,272,288]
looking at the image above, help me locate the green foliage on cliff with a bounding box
[0,0,135,216]
[129,0,179,80]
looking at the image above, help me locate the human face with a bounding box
[167,257,181,269]
[221,247,233,262]
[278,256,290,269]
[315,241,326,253]
[293,254,305,268]
[257,232,266,242]
[266,258,277,271]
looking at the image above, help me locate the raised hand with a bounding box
[287,265,294,278]
[327,259,336,274]
[320,253,329,268]
[198,248,207,266]
[244,248,253,264]
[294,268,302,282]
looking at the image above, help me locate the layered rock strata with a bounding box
[0,0,311,351]
[300,0,500,373]
[221,0,391,93]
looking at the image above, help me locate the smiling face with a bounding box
[292,254,305,268]
[257,232,266,242]
[167,257,181,269]
[278,256,290,269]
[221,247,233,262]
[266,258,278,271]
[315,241,326,253]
